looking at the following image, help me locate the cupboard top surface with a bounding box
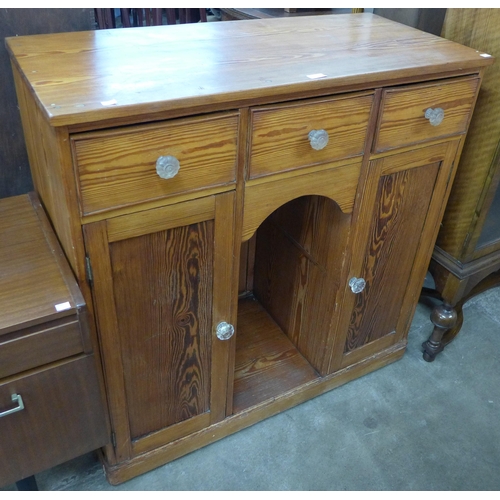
[0,194,81,335]
[6,13,493,127]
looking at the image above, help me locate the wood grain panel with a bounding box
[83,220,133,461]
[109,221,213,440]
[0,356,108,488]
[374,76,479,152]
[242,161,360,242]
[436,9,500,260]
[0,319,83,379]
[233,298,318,413]
[253,196,352,374]
[5,14,493,128]
[11,68,85,279]
[106,195,215,242]
[72,113,238,214]
[210,192,237,423]
[0,194,79,335]
[249,94,372,178]
[344,162,440,353]
[392,140,461,345]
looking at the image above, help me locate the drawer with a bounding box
[248,94,373,179]
[0,355,108,487]
[373,77,480,153]
[0,317,85,379]
[72,113,239,215]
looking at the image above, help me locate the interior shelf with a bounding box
[233,297,319,414]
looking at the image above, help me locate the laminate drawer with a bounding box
[248,94,373,179]
[0,318,85,379]
[373,77,480,153]
[0,355,108,487]
[72,113,239,215]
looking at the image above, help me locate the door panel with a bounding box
[344,162,440,353]
[84,194,234,458]
[331,140,461,371]
[110,221,213,440]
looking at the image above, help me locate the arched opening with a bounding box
[233,194,352,413]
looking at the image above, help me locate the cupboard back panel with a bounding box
[109,221,214,440]
[344,162,440,353]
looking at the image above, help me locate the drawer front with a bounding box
[0,355,108,487]
[73,113,239,215]
[0,318,84,379]
[249,94,373,179]
[374,77,480,153]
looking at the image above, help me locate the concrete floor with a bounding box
[3,286,500,491]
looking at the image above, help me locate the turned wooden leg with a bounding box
[422,302,457,362]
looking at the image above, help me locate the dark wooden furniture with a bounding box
[219,8,446,40]
[6,13,493,484]
[94,8,207,29]
[0,8,95,200]
[422,8,500,361]
[0,193,109,488]
[219,8,353,21]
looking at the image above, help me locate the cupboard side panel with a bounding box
[11,65,84,280]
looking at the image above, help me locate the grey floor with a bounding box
[3,285,500,491]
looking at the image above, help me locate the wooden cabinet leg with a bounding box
[422,302,457,362]
[422,268,500,362]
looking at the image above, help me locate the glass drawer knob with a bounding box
[308,129,329,150]
[216,321,234,340]
[349,277,366,294]
[156,155,180,179]
[424,108,445,126]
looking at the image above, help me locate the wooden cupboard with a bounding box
[6,13,493,484]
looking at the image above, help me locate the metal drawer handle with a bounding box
[216,321,234,341]
[156,155,180,179]
[349,277,366,294]
[424,107,445,126]
[0,393,25,418]
[308,129,329,150]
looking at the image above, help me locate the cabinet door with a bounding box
[83,193,236,461]
[330,140,461,371]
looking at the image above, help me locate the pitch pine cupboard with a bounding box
[7,14,494,484]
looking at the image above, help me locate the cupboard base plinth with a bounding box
[101,340,406,486]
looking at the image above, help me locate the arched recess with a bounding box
[235,178,356,387]
[241,161,361,242]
